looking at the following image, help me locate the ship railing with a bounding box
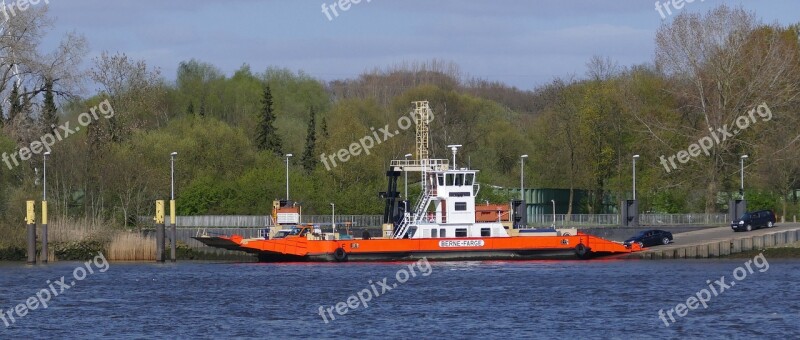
[396,189,431,238]
[301,215,382,227]
[390,158,450,172]
[393,213,412,239]
[412,189,432,223]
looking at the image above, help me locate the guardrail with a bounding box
[143,213,729,228]
[528,213,730,226]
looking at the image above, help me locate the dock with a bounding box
[627,223,800,259]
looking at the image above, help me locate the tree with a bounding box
[320,116,329,139]
[531,78,585,218]
[0,4,86,136]
[255,85,282,154]
[653,5,800,212]
[7,83,21,123]
[302,107,317,173]
[90,51,165,142]
[41,78,58,133]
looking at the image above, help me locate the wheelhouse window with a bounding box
[455,228,467,237]
[481,228,491,237]
[465,174,474,185]
[438,174,444,186]
[455,174,464,186]
[455,202,467,211]
[446,174,454,186]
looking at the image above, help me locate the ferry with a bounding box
[194,101,640,261]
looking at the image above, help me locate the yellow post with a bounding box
[41,200,48,263]
[26,200,35,225]
[41,201,48,225]
[155,200,165,262]
[169,200,176,225]
[26,200,36,264]
[155,200,165,224]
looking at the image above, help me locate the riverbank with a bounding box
[0,243,255,262]
[722,241,800,258]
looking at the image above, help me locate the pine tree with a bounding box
[320,116,329,139]
[42,78,59,133]
[21,87,35,123]
[255,85,282,154]
[8,83,21,122]
[302,107,317,173]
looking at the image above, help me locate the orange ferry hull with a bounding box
[194,232,640,262]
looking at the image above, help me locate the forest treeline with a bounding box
[1,5,800,236]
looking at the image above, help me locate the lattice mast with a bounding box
[413,101,431,189]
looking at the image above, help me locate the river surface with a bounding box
[1,257,799,339]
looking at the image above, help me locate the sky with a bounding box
[37,0,800,91]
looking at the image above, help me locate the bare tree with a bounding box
[89,51,165,143]
[652,5,800,212]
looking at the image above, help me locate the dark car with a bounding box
[731,210,776,232]
[623,229,673,248]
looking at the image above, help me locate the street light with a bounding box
[285,154,293,200]
[404,153,412,199]
[170,152,177,200]
[632,155,640,200]
[330,203,335,233]
[740,155,749,199]
[520,155,528,201]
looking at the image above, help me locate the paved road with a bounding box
[642,223,800,253]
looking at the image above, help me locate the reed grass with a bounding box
[107,232,156,261]
[48,217,115,243]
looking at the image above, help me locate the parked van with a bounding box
[731,210,776,232]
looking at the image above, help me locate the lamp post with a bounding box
[740,155,748,199]
[404,153,412,199]
[330,203,335,234]
[43,152,50,201]
[520,155,528,201]
[632,155,640,200]
[285,154,293,200]
[170,152,177,201]
[169,151,177,262]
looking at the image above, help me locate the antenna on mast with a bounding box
[447,145,462,169]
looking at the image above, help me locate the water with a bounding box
[1,258,799,339]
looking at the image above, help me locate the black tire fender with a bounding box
[333,247,348,262]
[575,243,590,259]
